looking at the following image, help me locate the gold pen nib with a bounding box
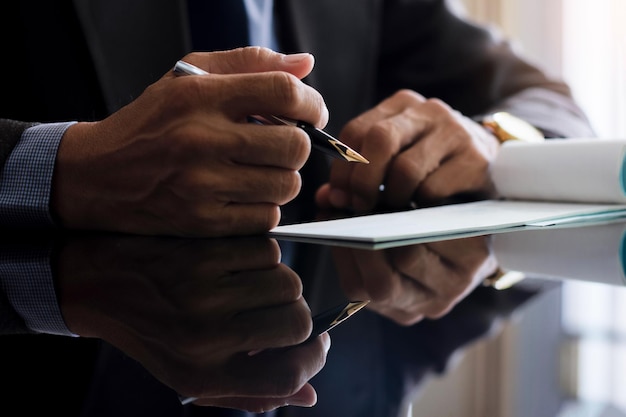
[329,140,370,164]
[329,300,370,328]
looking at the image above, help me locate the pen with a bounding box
[179,299,369,405]
[172,60,369,164]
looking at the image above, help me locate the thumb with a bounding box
[182,47,315,79]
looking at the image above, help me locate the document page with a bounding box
[270,200,626,244]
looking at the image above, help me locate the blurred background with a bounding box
[408,1,626,416]
[462,0,626,138]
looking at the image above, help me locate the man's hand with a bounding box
[59,235,329,412]
[332,236,498,325]
[315,89,499,212]
[52,47,329,237]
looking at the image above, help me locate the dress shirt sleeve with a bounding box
[0,122,75,228]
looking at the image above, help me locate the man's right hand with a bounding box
[51,47,328,237]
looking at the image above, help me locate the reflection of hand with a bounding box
[315,90,499,212]
[52,47,329,237]
[332,236,498,325]
[57,235,329,412]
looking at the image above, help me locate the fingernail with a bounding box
[283,53,313,64]
[286,391,316,407]
[321,332,331,352]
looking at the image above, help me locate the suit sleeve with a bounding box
[377,0,595,138]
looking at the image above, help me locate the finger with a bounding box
[192,383,318,411]
[231,72,329,128]
[231,297,313,350]
[353,250,401,302]
[350,109,431,211]
[191,237,282,273]
[326,90,427,211]
[197,332,329,398]
[171,69,328,128]
[225,124,311,169]
[332,247,367,300]
[313,182,333,209]
[213,167,303,205]
[240,332,330,393]
[414,152,492,202]
[191,264,303,312]
[323,93,410,208]
[181,47,316,80]
[382,120,469,208]
[395,247,467,318]
[162,203,282,237]
[166,121,310,173]
[340,90,427,144]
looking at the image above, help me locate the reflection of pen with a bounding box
[172,60,369,164]
[309,300,370,339]
[179,299,369,405]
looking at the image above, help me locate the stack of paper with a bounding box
[270,138,626,247]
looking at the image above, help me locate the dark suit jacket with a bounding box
[0,0,593,171]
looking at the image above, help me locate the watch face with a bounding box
[493,112,545,143]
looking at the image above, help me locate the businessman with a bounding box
[0,0,594,238]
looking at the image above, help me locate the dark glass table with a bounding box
[2,217,625,416]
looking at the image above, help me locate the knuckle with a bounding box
[423,98,458,124]
[394,89,426,103]
[270,71,301,107]
[270,371,308,398]
[425,303,454,319]
[394,312,425,326]
[424,97,451,112]
[366,121,403,155]
[290,304,313,344]
[274,265,304,302]
[245,45,274,61]
[284,129,311,169]
[396,153,426,179]
[276,171,302,204]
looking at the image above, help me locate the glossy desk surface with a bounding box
[2,216,625,417]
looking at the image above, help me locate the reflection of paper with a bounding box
[492,138,626,204]
[493,221,626,286]
[270,200,626,244]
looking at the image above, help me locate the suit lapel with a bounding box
[72,0,190,113]
[71,0,381,127]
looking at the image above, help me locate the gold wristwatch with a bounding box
[481,111,545,143]
[480,112,543,290]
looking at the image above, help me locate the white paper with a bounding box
[492,138,626,203]
[270,200,626,243]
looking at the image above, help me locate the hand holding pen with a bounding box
[54,48,340,237]
[173,60,369,164]
[58,234,337,411]
[180,299,369,405]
